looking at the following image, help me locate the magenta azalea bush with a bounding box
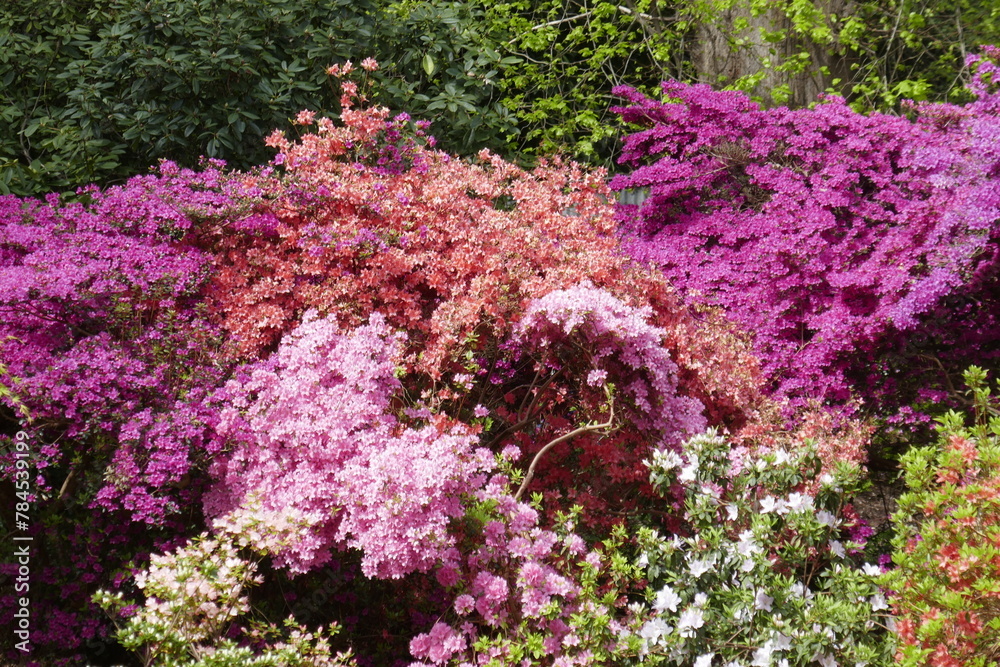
[612,46,1000,422]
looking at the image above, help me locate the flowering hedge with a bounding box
[633,430,894,666]
[883,367,1000,666]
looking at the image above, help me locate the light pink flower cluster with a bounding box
[409,622,467,664]
[95,530,355,666]
[208,311,494,577]
[130,536,256,646]
[515,282,706,443]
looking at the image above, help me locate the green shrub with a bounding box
[884,367,1000,667]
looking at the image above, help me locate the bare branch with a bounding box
[531,11,593,31]
[513,397,615,502]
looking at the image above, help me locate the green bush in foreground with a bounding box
[884,367,1000,667]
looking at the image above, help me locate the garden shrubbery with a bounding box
[0,0,519,197]
[1,47,1000,666]
[612,46,1000,425]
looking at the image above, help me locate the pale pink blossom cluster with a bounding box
[207,311,494,577]
[96,531,355,666]
[130,536,257,647]
[409,621,467,664]
[470,570,510,624]
[335,424,493,578]
[211,501,313,554]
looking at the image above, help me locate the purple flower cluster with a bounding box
[406,474,609,666]
[0,162,257,658]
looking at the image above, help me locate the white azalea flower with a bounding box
[785,492,814,512]
[639,617,670,644]
[751,641,774,667]
[754,589,774,612]
[653,449,683,470]
[789,581,813,600]
[737,530,757,553]
[689,556,714,578]
[654,585,682,613]
[760,496,786,514]
[829,540,846,558]
[677,607,705,637]
[815,510,838,528]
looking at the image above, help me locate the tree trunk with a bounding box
[692,0,854,107]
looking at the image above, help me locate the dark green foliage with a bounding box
[487,0,672,165]
[486,0,1000,165]
[0,0,376,195]
[846,0,1000,106]
[3,0,999,191]
[375,0,521,155]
